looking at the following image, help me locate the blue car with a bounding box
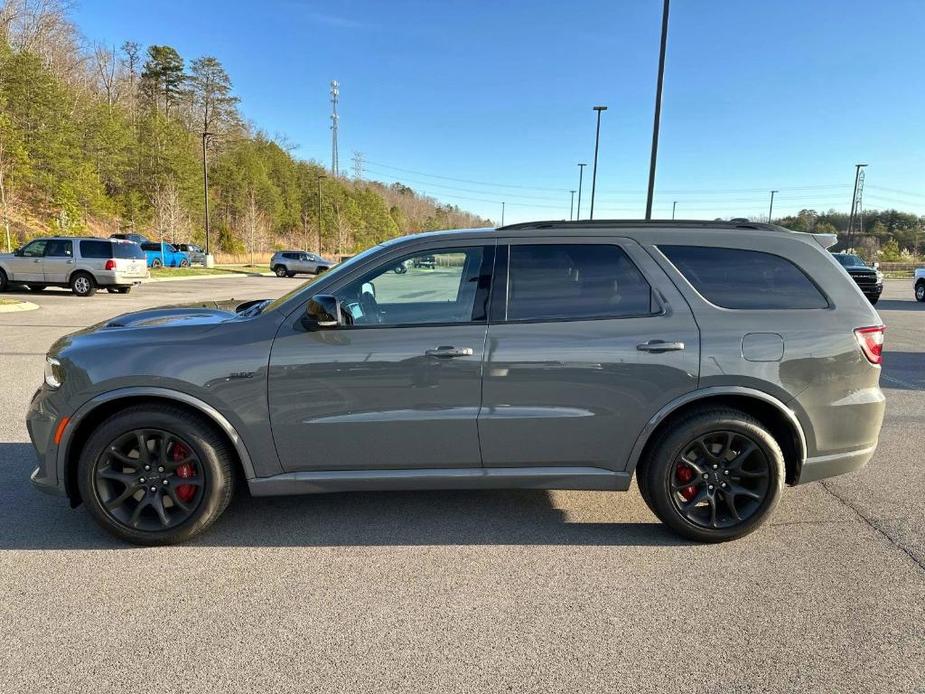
[140,242,190,268]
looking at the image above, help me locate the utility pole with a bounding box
[645,0,671,220]
[846,163,867,248]
[351,151,364,179]
[590,106,607,220]
[576,163,587,219]
[317,174,326,254]
[569,190,576,220]
[671,201,677,220]
[501,202,505,226]
[330,80,340,176]
[768,190,778,223]
[201,132,212,258]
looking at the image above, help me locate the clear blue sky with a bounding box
[73,0,925,225]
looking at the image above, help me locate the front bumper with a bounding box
[26,386,67,496]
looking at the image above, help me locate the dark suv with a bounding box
[27,220,885,545]
[832,252,883,304]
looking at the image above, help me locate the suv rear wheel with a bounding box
[77,404,236,545]
[0,268,8,291]
[638,407,784,542]
[274,265,288,278]
[916,280,925,302]
[70,272,97,297]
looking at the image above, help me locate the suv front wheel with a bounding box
[916,280,925,302]
[638,408,785,542]
[77,404,236,545]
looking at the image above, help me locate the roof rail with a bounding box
[496,219,786,232]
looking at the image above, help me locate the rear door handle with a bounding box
[425,346,474,358]
[636,340,685,353]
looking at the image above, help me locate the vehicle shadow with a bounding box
[0,443,684,550]
[877,299,925,312]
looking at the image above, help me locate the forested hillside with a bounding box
[0,0,490,256]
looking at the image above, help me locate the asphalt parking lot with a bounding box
[1,277,923,693]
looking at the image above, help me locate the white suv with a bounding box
[0,237,149,297]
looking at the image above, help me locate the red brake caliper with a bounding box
[675,464,697,501]
[171,443,197,503]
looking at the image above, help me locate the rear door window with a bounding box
[660,245,828,309]
[45,240,73,257]
[504,243,655,321]
[80,240,113,258]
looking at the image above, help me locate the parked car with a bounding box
[28,220,885,545]
[174,243,206,266]
[412,254,436,269]
[140,242,190,268]
[110,233,151,245]
[915,267,925,302]
[0,237,147,296]
[270,250,332,277]
[831,252,883,304]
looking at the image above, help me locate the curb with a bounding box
[0,300,40,313]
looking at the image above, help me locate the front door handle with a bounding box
[637,340,685,353]
[425,346,474,358]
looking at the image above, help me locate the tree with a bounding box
[188,56,239,135]
[140,45,185,117]
[242,188,267,266]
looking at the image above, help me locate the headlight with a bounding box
[876,270,884,282]
[44,356,65,389]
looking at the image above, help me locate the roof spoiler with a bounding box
[811,233,838,250]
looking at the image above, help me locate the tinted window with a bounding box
[45,240,73,257]
[661,245,828,310]
[505,244,654,321]
[21,240,47,257]
[140,243,159,251]
[337,247,488,326]
[80,240,113,258]
[113,242,145,259]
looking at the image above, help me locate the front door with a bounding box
[9,239,47,282]
[268,243,495,471]
[42,239,74,283]
[478,238,700,472]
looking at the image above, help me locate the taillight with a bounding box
[854,325,884,365]
[104,259,115,270]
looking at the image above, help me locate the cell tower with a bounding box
[846,163,867,245]
[330,80,340,176]
[352,151,364,180]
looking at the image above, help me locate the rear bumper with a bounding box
[796,444,877,484]
[96,270,147,286]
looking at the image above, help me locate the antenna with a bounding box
[330,80,340,176]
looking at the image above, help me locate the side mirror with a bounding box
[305,294,342,328]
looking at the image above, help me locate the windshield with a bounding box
[262,244,384,313]
[834,254,868,268]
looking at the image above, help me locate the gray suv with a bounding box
[271,250,332,277]
[1,237,148,296]
[27,221,885,545]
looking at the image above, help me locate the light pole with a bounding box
[501,202,506,226]
[317,174,326,254]
[768,190,778,223]
[576,163,587,219]
[590,106,607,220]
[201,132,212,258]
[671,201,677,220]
[569,190,576,220]
[645,0,671,220]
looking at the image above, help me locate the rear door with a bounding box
[478,237,700,472]
[42,239,74,283]
[10,240,47,282]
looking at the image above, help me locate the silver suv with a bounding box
[270,250,332,277]
[1,237,148,296]
[27,220,885,544]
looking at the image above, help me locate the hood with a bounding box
[104,298,264,329]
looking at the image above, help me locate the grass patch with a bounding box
[148,267,238,278]
[0,297,24,305]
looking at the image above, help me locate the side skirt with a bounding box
[248,466,632,497]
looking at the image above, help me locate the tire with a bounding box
[70,272,97,297]
[316,266,329,274]
[638,407,785,543]
[77,404,236,545]
[274,265,288,278]
[179,259,190,268]
[0,268,8,292]
[108,286,132,294]
[151,258,163,269]
[915,281,925,303]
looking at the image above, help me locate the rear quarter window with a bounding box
[660,245,828,310]
[79,240,113,258]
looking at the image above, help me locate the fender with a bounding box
[624,385,807,474]
[57,386,257,482]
